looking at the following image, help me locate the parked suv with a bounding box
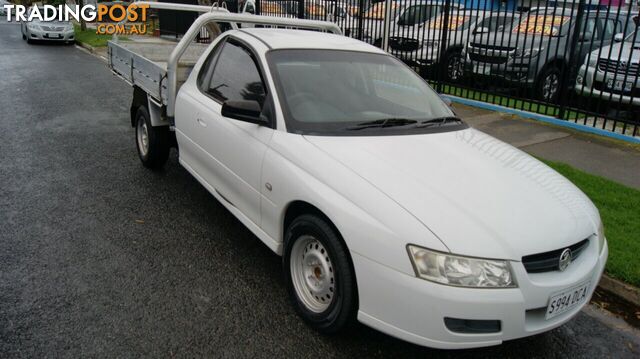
[465,7,633,101]
[390,9,517,81]
[576,29,640,107]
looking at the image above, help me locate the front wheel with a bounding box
[135,106,170,169]
[445,51,464,82]
[536,67,561,102]
[283,214,358,334]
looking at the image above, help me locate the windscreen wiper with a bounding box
[346,118,418,131]
[414,116,464,128]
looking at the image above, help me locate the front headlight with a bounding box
[407,245,517,288]
[27,23,40,30]
[587,55,598,67]
[597,222,605,253]
[513,47,544,58]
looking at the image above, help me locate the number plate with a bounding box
[606,78,633,92]
[473,63,491,75]
[545,281,590,320]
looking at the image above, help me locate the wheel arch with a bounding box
[282,199,360,308]
[130,86,148,127]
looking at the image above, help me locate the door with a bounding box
[177,37,274,225]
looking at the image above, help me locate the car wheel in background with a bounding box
[445,51,464,82]
[135,106,170,169]
[536,66,561,102]
[283,214,358,334]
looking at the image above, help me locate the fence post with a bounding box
[558,0,586,120]
[256,0,260,16]
[298,0,304,19]
[357,0,364,41]
[381,0,392,52]
[437,0,452,93]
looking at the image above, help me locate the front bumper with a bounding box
[463,56,538,86]
[28,28,75,42]
[353,237,608,349]
[575,64,640,106]
[389,47,440,67]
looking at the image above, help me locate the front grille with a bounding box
[41,26,65,32]
[522,239,589,273]
[468,44,514,64]
[469,43,515,52]
[598,58,640,76]
[389,37,420,52]
[469,52,509,64]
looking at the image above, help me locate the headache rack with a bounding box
[108,1,342,121]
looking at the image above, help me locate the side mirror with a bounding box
[614,33,624,42]
[474,27,489,35]
[221,100,267,125]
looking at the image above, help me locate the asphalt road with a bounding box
[1,19,639,358]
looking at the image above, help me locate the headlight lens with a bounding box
[597,222,605,253]
[587,55,598,67]
[407,245,517,288]
[513,47,543,58]
[27,23,40,30]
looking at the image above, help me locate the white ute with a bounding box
[109,2,608,349]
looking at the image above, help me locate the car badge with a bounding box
[558,248,572,271]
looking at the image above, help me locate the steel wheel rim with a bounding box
[543,73,559,101]
[290,235,335,313]
[447,55,463,80]
[137,117,149,157]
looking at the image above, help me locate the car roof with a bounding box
[238,28,386,53]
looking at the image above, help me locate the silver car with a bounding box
[389,9,517,81]
[576,30,640,106]
[21,7,75,45]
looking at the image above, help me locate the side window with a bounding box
[581,18,598,40]
[197,39,226,91]
[205,41,267,107]
[245,2,255,14]
[598,18,615,40]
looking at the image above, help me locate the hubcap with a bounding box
[543,73,559,101]
[137,117,149,157]
[290,235,335,313]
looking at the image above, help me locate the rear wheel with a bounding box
[283,214,357,334]
[135,106,170,169]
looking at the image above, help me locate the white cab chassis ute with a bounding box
[109,2,608,350]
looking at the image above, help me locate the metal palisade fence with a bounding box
[212,0,640,136]
[238,0,640,136]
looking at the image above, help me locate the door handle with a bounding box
[196,118,207,127]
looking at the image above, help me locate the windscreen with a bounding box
[397,5,442,26]
[512,14,570,36]
[429,14,474,30]
[267,50,458,135]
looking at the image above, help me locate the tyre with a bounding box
[22,33,26,40]
[283,214,358,334]
[134,106,170,169]
[536,66,561,102]
[444,51,464,82]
